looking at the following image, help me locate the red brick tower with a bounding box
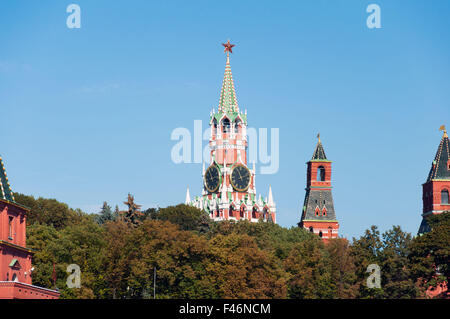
[418,126,450,234]
[0,155,59,299]
[299,135,339,242]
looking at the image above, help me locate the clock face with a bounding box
[231,164,251,192]
[204,165,220,193]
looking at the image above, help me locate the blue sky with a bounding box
[1,0,449,239]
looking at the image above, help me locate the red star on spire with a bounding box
[222,40,235,54]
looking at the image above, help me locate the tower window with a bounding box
[317,166,325,181]
[234,119,241,133]
[319,231,323,238]
[309,226,314,233]
[222,118,230,133]
[8,216,13,239]
[442,189,449,205]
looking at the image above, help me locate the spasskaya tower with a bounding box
[186,41,276,223]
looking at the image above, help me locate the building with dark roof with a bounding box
[418,126,450,235]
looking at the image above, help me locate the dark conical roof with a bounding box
[0,156,15,202]
[312,135,327,160]
[427,129,450,181]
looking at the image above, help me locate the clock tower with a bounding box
[186,41,276,223]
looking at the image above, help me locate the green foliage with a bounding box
[154,204,212,233]
[351,225,419,299]
[409,212,450,297]
[325,238,358,298]
[14,193,83,229]
[96,202,114,225]
[12,193,449,299]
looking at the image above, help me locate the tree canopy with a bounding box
[12,193,449,299]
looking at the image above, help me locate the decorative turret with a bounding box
[185,187,191,204]
[0,156,15,202]
[419,125,450,234]
[299,134,339,241]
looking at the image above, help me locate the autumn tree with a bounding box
[103,219,213,298]
[206,233,288,298]
[284,237,333,298]
[120,194,144,227]
[325,238,358,298]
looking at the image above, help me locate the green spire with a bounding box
[0,155,15,202]
[218,49,239,114]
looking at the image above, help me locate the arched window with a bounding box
[442,189,449,205]
[252,208,257,219]
[309,226,314,233]
[222,118,230,133]
[319,231,323,238]
[234,119,241,133]
[317,166,325,181]
[240,207,244,218]
[12,274,18,282]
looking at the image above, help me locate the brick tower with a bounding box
[0,155,59,299]
[299,135,339,241]
[418,126,450,234]
[186,41,276,223]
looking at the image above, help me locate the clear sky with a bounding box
[1,0,449,239]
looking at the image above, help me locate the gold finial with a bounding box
[317,133,321,143]
[439,125,448,138]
